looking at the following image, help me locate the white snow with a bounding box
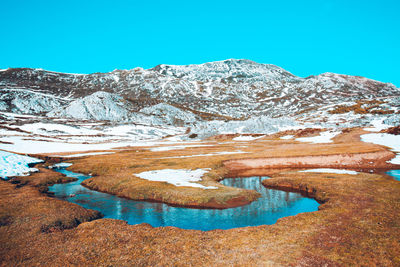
[0,136,149,154]
[56,152,115,158]
[0,150,43,179]
[364,118,392,132]
[361,133,400,164]
[149,144,214,152]
[296,131,341,144]
[48,91,133,121]
[232,135,265,141]
[19,122,102,136]
[51,162,73,168]
[280,135,294,140]
[135,169,218,189]
[190,116,299,139]
[299,168,358,175]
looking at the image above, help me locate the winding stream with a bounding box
[49,168,320,230]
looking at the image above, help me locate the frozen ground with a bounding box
[0,150,43,179]
[135,169,218,189]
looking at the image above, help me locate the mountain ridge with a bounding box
[1,59,399,128]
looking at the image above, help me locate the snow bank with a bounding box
[56,152,115,158]
[361,133,400,164]
[0,136,153,154]
[19,122,101,136]
[232,135,265,141]
[0,150,43,179]
[135,169,218,189]
[364,118,392,132]
[280,135,294,140]
[296,131,341,144]
[149,144,214,152]
[51,162,73,168]
[299,168,358,175]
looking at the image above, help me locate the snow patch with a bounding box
[361,133,400,164]
[232,135,265,141]
[135,169,218,189]
[149,144,214,152]
[19,122,101,136]
[0,150,43,179]
[280,135,294,140]
[364,118,392,132]
[51,162,73,168]
[296,131,341,144]
[0,136,151,154]
[56,152,115,158]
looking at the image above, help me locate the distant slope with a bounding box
[1,59,399,125]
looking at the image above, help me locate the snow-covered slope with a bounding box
[0,59,399,125]
[48,91,133,121]
[0,88,68,114]
[140,103,198,126]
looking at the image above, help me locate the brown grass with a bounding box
[1,127,400,265]
[1,168,400,265]
[58,128,396,209]
[329,100,394,115]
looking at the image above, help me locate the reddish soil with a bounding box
[223,150,397,171]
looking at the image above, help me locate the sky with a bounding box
[1,0,399,86]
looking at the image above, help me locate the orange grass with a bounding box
[58,128,396,208]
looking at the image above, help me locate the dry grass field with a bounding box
[1,127,400,266]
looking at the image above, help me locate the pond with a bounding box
[49,168,320,231]
[387,169,400,181]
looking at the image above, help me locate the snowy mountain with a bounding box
[1,59,399,127]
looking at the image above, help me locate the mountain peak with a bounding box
[149,58,296,81]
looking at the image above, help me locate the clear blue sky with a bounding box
[1,0,399,86]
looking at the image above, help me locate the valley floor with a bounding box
[1,127,400,266]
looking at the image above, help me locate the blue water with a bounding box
[49,168,320,231]
[387,169,400,181]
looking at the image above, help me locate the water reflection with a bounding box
[49,169,320,231]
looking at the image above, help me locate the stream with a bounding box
[49,168,321,231]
